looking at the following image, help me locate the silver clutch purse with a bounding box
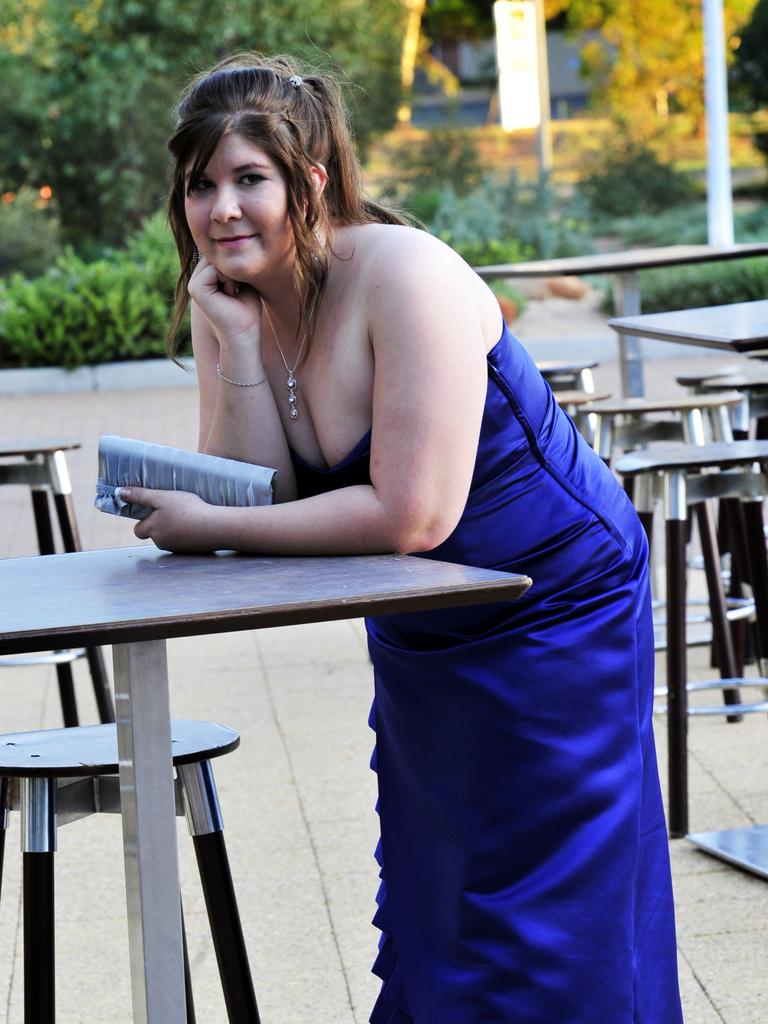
[94,434,277,520]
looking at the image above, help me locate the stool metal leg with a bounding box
[31,488,79,727]
[21,777,56,1024]
[178,762,260,1024]
[665,471,689,838]
[47,454,115,725]
[722,498,754,672]
[742,497,768,668]
[0,778,8,905]
[694,501,743,720]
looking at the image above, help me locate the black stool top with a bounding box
[0,439,81,458]
[0,720,240,777]
[554,390,610,407]
[675,365,745,387]
[536,359,598,375]
[616,440,768,475]
[702,371,768,390]
[582,392,743,415]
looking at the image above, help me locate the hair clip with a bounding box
[289,75,303,89]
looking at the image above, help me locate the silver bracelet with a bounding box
[216,364,269,387]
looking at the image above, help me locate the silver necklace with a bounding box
[261,302,309,420]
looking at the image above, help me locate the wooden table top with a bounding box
[608,300,768,352]
[474,243,768,281]
[0,546,532,655]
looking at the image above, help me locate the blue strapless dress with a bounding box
[291,323,682,1024]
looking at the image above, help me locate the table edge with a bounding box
[474,245,768,279]
[0,574,532,655]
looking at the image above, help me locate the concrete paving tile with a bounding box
[673,868,768,938]
[678,932,768,1009]
[737,791,768,824]
[344,957,384,1024]
[0,663,54,733]
[271,696,374,747]
[251,962,357,1024]
[684,790,756,834]
[670,839,736,878]
[711,1001,768,1024]
[287,756,378,827]
[310,815,380,875]
[0,866,21,1015]
[677,952,724,1024]
[270,660,374,710]
[322,872,379,973]
[50,930,133,1024]
[256,619,370,669]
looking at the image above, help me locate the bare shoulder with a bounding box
[340,222,471,280]
[334,223,500,346]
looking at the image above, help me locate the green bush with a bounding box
[595,201,768,248]
[578,142,697,220]
[382,128,485,207]
[600,204,707,247]
[0,187,63,279]
[734,203,768,242]
[597,257,768,315]
[0,212,185,370]
[427,171,593,267]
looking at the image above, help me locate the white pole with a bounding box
[534,0,553,174]
[702,0,735,245]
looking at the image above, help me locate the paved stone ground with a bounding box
[0,302,767,1021]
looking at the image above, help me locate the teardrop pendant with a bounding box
[286,373,299,418]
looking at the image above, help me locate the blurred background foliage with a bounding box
[1,0,768,369]
[0,0,403,250]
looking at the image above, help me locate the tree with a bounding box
[731,0,768,164]
[562,0,758,140]
[731,0,768,108]
[0,0,403,250]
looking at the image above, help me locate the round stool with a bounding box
[536,358,598,393]
[700,370,768,440]
[0,720,259,1023]
[675,365,746,392]
[536,359,597,394]
[581,392,743,463]
[0,440,114,727]
[615,441,768,838]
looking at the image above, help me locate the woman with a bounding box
[120,53,683,1023]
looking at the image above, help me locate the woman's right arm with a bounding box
[189,265,297,502]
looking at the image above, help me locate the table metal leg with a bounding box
[612,270,645,398]
[113,640,186,1024]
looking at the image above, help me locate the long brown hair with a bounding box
[166,52,408,354]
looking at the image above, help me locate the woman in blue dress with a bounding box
[120,53,683,1022]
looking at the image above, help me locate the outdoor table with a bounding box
[475,244,768,397]
[0,544,531,1024]
[608,299,768,354]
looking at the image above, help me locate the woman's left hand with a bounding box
[117,487,221,553]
